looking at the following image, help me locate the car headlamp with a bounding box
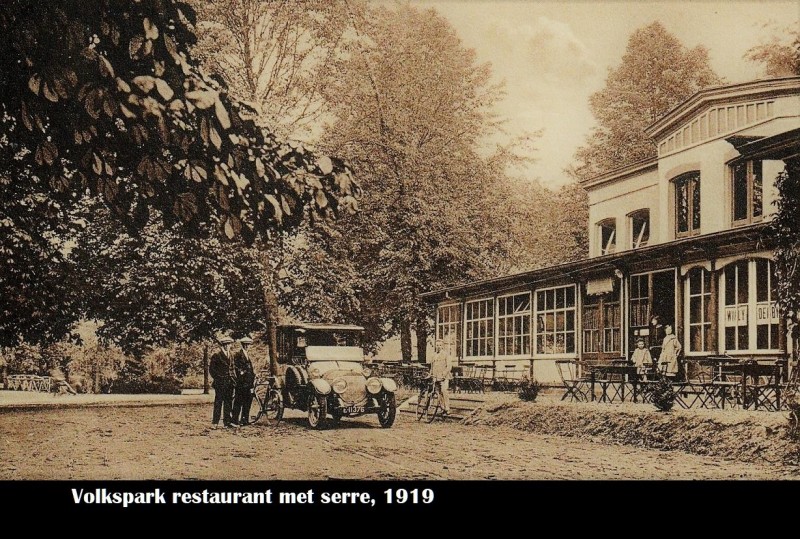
[332,378,348,394]
[362,366,372,377]
[309,368,321,380]
[366,377,382,394]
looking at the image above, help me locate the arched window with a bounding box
[628,209,650,249]
[731,160,763,224]
[722,258,779,352]
[597,218,616,255]
[674,172,700,237]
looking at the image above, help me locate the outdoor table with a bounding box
[579,362,638,403]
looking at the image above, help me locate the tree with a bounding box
[572,22,722,181]
[745,24,800,77]
[192,0,353,141]
[0,1,358,349]
[318,4,521,360]
[768,158,800,361]
[71,202,266,358]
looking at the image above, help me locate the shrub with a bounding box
[651,376,676,412]
[518,377,541,402]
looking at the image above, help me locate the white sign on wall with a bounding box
[756,302,779,324]
[724,305,748,326]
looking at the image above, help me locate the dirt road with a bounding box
[1,404,795,479]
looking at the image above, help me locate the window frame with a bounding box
[597,218,617,256]
[720,258,781,355]
[685,267,713,355]
[464,297,495,358]
[496,292,532,358]
[628,209,650,249]
[674,171,701,238]
[534,284,577,358]
[730,159,763,226]
[436,303,462,359]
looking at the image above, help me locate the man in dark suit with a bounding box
[232,336,256,426]
[209,336,236,428]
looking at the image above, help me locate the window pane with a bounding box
[756,259,769,302]
[566,333,575,353]
[677,179,689,233]
[757,325,769,350]
[737,262,749,304]
[752,161,762,218]
[537,291,545,312]
[725,265,736,305]
[690,296,702,324]
[689,269,701,295]
[691,326,703,352]
[738,327,749,350]
[566,286,575,307]
[725,327,736,350]
[566,311,575,331]
[691,177,701,230]
[732,161,748,221]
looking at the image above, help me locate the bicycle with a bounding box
[249,372,284,425]
[416,375,445,423]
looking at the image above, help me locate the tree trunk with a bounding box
[203,343,209,395]
[400,319,412,363]
[263,286,280,375]
[415,317,428,364]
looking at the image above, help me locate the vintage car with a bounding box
[276,323,397,429]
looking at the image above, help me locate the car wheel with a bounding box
[377,393,396,428]
[307,392,327,429]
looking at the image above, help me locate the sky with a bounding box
[399,0,800,188]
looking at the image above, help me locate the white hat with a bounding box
[218,336,234,345]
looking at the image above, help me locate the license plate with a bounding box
[342,406,365,414]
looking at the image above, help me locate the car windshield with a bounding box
[304,330,361,347]
[306,346,363,363]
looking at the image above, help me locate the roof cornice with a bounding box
[645,76,800,141]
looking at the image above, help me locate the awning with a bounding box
[586,276,615,296]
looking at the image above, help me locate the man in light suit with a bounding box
[430,339,452,415]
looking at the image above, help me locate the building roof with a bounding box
[578,158,658,189]
[580,77,800,188]
[733,127,800,161]
[645,76,800,141]
[422,223,770,303]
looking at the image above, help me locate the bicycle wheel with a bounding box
[263,389,284,425]
[416,390,430,421]
[425,388,442,423]
[250,383,269,423]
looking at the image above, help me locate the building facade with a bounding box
[422,77,800,384]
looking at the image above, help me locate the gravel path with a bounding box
[1,403,795,479]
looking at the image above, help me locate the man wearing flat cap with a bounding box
[232,336,256,426]
[209,336,236,428]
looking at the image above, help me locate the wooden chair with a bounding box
[556,360,589,402]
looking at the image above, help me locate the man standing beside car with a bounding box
[430,339,452,416]
[232,336,256,426]
[209,336,236,428]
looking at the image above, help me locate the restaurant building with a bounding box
[422,77,800,384]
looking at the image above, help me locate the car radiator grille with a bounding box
[338,375,368,405]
